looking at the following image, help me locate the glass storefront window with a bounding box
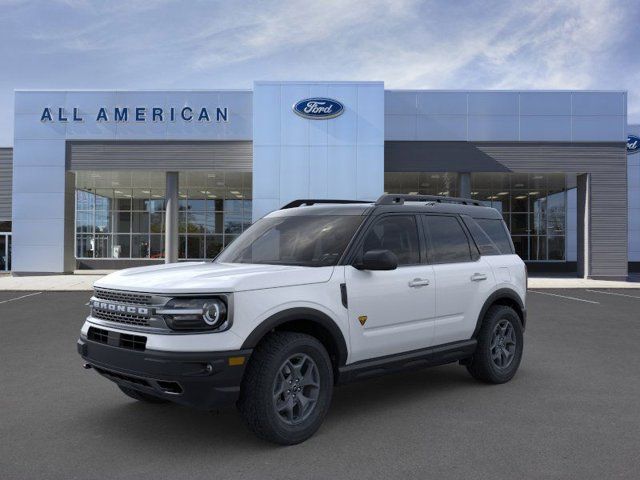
[94,234,111,258]
[75,170,252,260]
[384,172,459,197]
[150,235,165,259]
[0,233,12,271]
[470,173,568,261]
[383,172,570,262]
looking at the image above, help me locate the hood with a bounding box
[93,262,335,294]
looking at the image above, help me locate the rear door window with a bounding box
[422,215,472,264]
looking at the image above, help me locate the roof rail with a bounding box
[280,199,372,209]
[376,194,483,207]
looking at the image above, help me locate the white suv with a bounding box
[78,194,527,444]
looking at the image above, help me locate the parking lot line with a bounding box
[529,290,600,304]
[585,289,640,300]
[0,292,43,305]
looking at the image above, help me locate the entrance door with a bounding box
[0,233,10,271]
[345,215,436,363]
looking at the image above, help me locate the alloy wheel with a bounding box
[272,353,320,425]
[490,319,517,369]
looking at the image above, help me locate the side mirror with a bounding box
[357,249,398,271]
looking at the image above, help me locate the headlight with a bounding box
[158,297,229,332]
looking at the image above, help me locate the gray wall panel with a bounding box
[519,92,572,115]
[386,141,627,278]
[520,116,572,141]
[468,92,519,115]
[417,92,467,115]
[68,141,252,171]
[0,148,12,221]
[385,90,626,142]
[572,92,625,116]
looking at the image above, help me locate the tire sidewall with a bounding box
[257,335,334,443]
[479,307,524,383]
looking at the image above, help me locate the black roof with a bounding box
[271,195,503,220]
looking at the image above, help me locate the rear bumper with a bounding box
[77,337,251,409]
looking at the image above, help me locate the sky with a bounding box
[0,0,639,146]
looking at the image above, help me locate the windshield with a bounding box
[215,215,364,267]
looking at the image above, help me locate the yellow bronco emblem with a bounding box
[358,315,368,326]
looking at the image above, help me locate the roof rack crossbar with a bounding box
[280,199,372,209]
[375,194,483,207]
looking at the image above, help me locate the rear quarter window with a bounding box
[473,218,515,255]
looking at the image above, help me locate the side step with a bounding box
[337,339,477,384]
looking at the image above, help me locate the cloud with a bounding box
[0,0,638,145]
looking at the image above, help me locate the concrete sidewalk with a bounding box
[528,276,640,289]
[1,271,640,291]
[0,271,105,291]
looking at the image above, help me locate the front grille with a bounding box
[92,308,151,327]
[119,333,147,351]
[88,326,109,344]
[94,288,153,305]
[86,326,147,351]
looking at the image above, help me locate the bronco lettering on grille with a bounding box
[91,300,150,316]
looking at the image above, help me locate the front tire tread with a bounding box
[238,331,333,445]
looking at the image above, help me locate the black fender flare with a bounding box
[241,307,349,366]
[472,288,526,338]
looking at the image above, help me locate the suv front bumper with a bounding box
[77,337,252,409]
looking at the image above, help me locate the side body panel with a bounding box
[344,264,436,363]
[432,257,496,344]
[480,254,528,309]
[232,268,350,358]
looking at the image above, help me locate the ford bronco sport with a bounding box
[78,194,527,444]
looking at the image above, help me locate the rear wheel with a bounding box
[238,331,334,445]
[118,385,169,404]
[466,305,523,384]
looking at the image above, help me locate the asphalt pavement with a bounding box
[1,288,639,479]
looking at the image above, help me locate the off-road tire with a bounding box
[466,305,523,384]
[118,385,169,404]
[238,331,334,445]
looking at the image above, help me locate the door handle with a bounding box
[408,278,430,288]
[470,273,488,282]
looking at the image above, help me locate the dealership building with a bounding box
[0,81,638,279]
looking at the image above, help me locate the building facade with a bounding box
[5,82,632,278]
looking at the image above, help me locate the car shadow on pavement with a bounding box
[78,363,480,450]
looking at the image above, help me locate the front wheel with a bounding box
[238,331,334,445]
[466,305,524,384]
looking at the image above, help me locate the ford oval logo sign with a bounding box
[293,98,344,119]
[628,135,640,154]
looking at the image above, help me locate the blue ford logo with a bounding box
[628,135,640,154]
[293,98,344,119]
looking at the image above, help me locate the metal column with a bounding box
[457,172,471,199]
[165,172,179,264]
[577,173,590,278]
